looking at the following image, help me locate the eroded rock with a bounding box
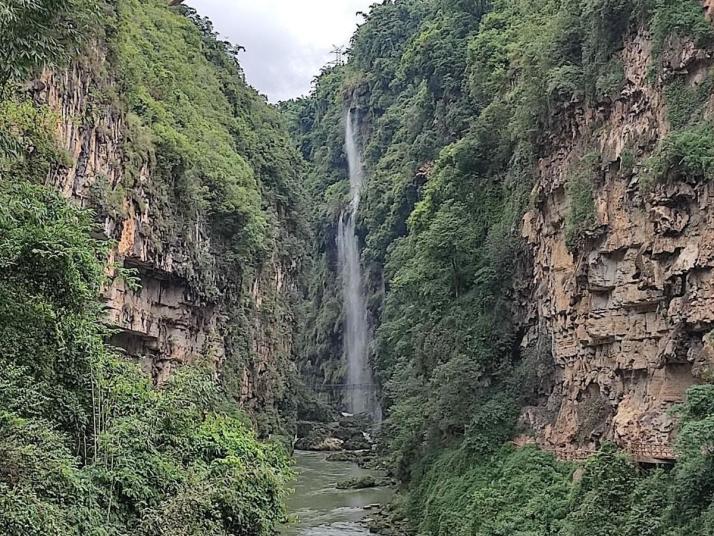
[521,30,714,456]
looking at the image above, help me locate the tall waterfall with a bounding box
[337,108,381,420]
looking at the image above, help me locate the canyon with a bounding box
[5,0,714,534]
[33,0,714,475]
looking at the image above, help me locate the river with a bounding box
[281,451,394,536]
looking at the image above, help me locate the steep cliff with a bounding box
[521,27,714,456]
[0,0,299,531]
[31,0,307,434]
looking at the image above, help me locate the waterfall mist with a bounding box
[337,108,381,420]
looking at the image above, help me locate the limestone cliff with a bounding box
[32,38,303,433]
[520,26,714,459]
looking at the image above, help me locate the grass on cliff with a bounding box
[0,98,68,180]
[649,122,714,184]
[650,0,714,53]
[565,153,600,250]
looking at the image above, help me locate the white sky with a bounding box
[186,0,375,102]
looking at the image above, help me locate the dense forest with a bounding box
[289,0,714,534]
[4,0,714,534]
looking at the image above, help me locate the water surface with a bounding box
[281,450,393,536]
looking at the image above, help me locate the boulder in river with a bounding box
[364,502,412,536]
[296,420,329,438]
[336,475,378,489]
[294,435,344,451]
[344,432,373,451]
[295,414,376,452]
[294,420,343,451]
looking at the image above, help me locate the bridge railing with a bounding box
[312,383,377,392]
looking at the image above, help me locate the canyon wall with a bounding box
[291,1,714,531]
[520,30,714,458]
[280,0,714,462]
[32,45,302,432]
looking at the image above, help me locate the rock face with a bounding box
[520,31,714,455]
[34,54,225,381]
[34,50,300,426]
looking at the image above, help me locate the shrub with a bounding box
[565,153,600,249]
[651,0,714,53]
[0,99,64,180]
[651,123,714,183]
[664,77,713,130]
[0,0,99,87]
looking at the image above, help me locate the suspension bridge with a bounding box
[312,383,378,392]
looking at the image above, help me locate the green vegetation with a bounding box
[104,2,308,436]
[116,0,264,261]
[650,71,714,188]
[0,0,301,533]
[403,389,714,535]
[619,148,636,175]
[651,2,714,186]
[409,446,572,535]
[650,0,714,52]
[565,153,600,249]
[663,77,713,131]
[111,0,306,290]
[0,181,290,535]
[651,122,714,183]
[0,98,65,178]
[0,0,98,87]
[290,0,714,533]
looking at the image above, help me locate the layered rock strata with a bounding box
[521,31,714,457]
[33,50,299,421]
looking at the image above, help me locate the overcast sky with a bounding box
[186,0,375,102]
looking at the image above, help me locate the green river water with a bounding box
[281,451,394,536]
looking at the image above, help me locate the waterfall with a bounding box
[337,108,381,420]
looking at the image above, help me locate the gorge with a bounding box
[4,0,714,535]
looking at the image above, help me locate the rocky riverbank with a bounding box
[363,503,412,536]
[295,414,377,453]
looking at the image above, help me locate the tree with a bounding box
[0,0,98,88]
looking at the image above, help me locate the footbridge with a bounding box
[312,383,377,392]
